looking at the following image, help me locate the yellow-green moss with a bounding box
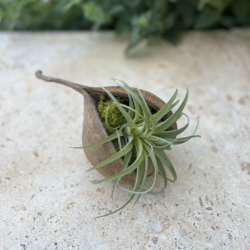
[96,94,143,164]
[98,95,127,130]
[96,95,126,153]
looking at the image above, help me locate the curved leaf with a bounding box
[155,90,189,133]
[86,134,134,172]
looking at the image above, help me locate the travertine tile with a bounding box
[0,31,249,250]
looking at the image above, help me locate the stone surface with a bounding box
[0,31,250,250]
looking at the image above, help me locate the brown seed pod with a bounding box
[35,71,177,185]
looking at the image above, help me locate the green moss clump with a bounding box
[96,94,148,164]
[98,95,127,130]
[96,94,151,160]
[96,94,127,153]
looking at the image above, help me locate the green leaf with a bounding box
[72,127,124,149]
[137,12,151,29]
[131,91,141,123]
[195,7,220,29]
[63,0,82,13]
[170,135,200,145]
[153,0,168,10]
[154,148,177,182]
[147,136,175,148]
[149,157,167,194]
[111,150,132,201]
[110,5,124,15]
[116,129,122,151]
[125,27,143,53]
[169,100,180,112]
[177,0,196,18]
[154,90,189,133]
[142,138,154,156]
[198,0,209,10]
[120,143,159,194]
[92,138,144,184]
[153,89,178,122]
[86,135,134,172]
[230,0,250,18]
[138,89,156,135]
[164,12,177,30]
[168,115,200,145]
[112,79,151,132]
[208,0,233,11]
[83,2,107,24]
[164,20,182,44]
[119,103,144,120]
[96,150,143,218]
[102,87,137,131]
[129,158,144,198]
[134,150,149,204]
[115,19,131,35]
[127,93,134,118]
[155,113,189,139]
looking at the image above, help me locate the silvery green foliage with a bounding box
[74,79,200,217]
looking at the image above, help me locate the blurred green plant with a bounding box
[1,0,250,52]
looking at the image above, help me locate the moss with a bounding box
[95,93,149,165]
[95,94,127,153]
[97,95,127,130]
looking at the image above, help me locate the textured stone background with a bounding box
[0,31,250,250]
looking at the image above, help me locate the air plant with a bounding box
[35,71,199,218]
[74,79,200,217]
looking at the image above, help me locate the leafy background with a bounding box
[1,0,250,52]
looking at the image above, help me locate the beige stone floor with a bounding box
[0,31,250,250]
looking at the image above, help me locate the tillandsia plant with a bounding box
[35,70,200,218]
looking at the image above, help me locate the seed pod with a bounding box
[35,71,177,185]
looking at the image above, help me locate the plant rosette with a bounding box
[36,71,200,217]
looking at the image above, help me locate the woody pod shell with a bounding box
[35,71,177,185]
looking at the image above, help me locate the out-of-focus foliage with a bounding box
[1,0,250,51]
